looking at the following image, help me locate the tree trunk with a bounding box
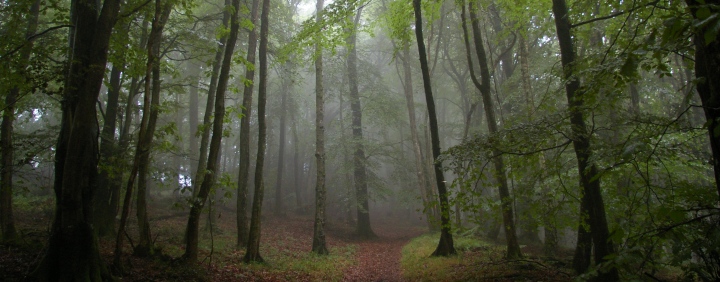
[311,0,329,255]
[1,0,39,243]
[347,7,375,239]
[187,60,200,184]
[274,68,290,216]
[463,0,522,259]
[194,0,231,198]
[400,43,435,231]
[236,0,260,249]
[552,0,619,279]
[183,0,240,263]
[686,0,720,201]
[243,0,270,262]
[32,0,120,278]
[292,119,302,212]
[413,0,456,257]
[94,55,123,237]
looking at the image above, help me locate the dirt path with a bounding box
[336,221,425,282]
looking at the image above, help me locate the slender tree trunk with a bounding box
[183,0,240,263]
[462,0,522,259]
[113,0,172,267]
[188,60,201,182]
[194,0,231,197]
[311,0,329,255]
[552,0,619,279]
[686,0,720,201]
[135,2,171,255]
[236,0,260,249]
[275,69,290,216]
[243,0,270,262]
[347,8,375,239]
[292,120,302,212]
[413,0,456,257]
[400,43,435,231]
[32,0,120,278]
[1,0,39,243]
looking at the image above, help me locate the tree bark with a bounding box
[413,0,456,257]
[187,59,201,183]
[463,0,522,259]
[236,0,260,249]
[274,68,290,216]
[183,0,240,263]
[1,0,39,243]
[552,0,619,279]
[686,0,720,201]
[32,0,120,278]
[347,7,375,239]
[243,0,270,262]
[194,0,231,197]
[311,0,329,255]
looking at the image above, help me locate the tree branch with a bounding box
[0,25,73,60]
[570,0,659,29]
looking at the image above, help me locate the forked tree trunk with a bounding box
[552,0,619,279]
[183,0,240,263]
[236,0,260,249]
[1,0,39,243]
[462,0,522,259]
[243,0,270,262]
[412,0,456,257]
[32,0,120,278]
[194,0,231,198]
[311,0,329,255]
[347,7,375,239]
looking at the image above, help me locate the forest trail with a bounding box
[335,218,426,282]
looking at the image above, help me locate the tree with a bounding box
[552,0,619,279]
[311,0,329,255]
[183,0,241,263]
[412,0,456,257]
[461,0,522,259]
[237,0,260,249]
[1,0,40,244]
[243,0,270,262]
[347,7,376,239]
[32,0,121,277]
[685,0,720,201]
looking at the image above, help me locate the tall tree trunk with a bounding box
[686,0,720,201]
[187,60,200,184]
[400,43,435,231]
[114,0,172,267]
[243,0,270,262]
[292,119,302,212]
[1,0,39,243]
[413,0,456,257]
[311,0,329,255]
[32,0,120,278]
[347,7,375,239]
[135,2,172,256]
[275,68,290,216]
[94,56,123,237]
[236,0,260,249]
[183,0,240,263]
[552,0,619,279]
[463,0,522,259]
[194,0,231,197]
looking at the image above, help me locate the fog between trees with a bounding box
[1,0,720,280]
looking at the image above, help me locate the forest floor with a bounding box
[0,197,578,281]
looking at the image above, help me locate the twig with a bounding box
[0,25,73,60]
[570,0,660,28]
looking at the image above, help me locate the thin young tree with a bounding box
[32,0,120,278]
[236,0,260,249]
[461,0,521,259]
[412,0,456,257]
[311,0,329,255]
[183,0,241,263]
[552,0,619,279]
[243,0,270,262]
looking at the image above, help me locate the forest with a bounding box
[1,0,720,280]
